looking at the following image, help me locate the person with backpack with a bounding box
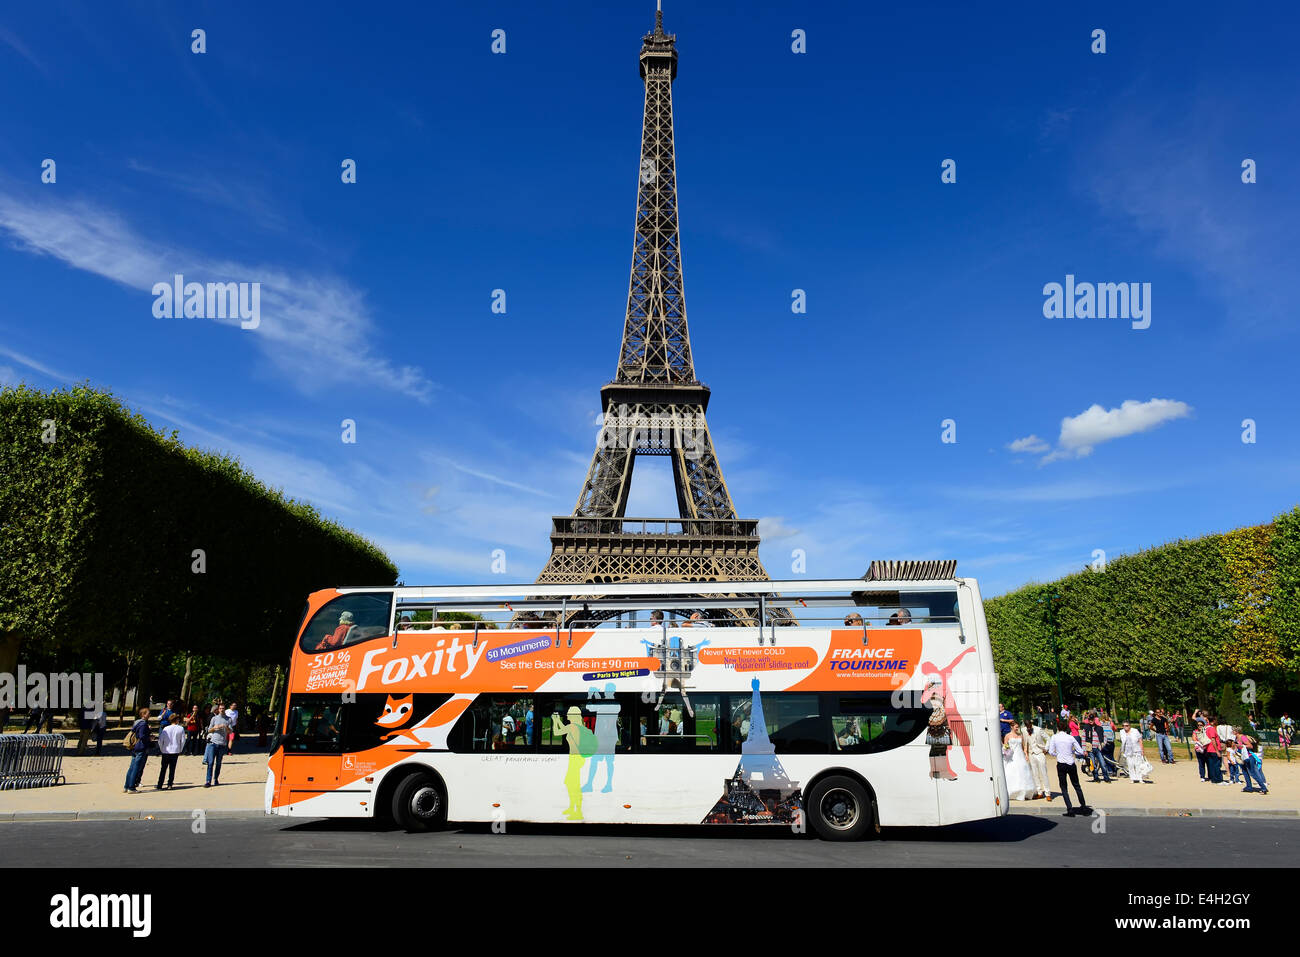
[1192,718,1209,781]
[1238,729,1269,795]
[122,707,152,793]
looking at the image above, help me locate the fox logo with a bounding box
[375,694,414,729]
[374,694,476,746]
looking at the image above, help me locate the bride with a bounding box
[1003,720,1037,801]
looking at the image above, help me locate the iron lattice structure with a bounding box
[534,9,780,617]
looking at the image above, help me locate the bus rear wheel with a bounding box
[391,772,446,832]
[807,775,872,841]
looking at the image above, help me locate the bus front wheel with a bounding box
[391,772,446,832]
[807,775,872,841]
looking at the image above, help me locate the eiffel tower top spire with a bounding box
[617,0,691,387]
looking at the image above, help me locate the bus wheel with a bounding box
[392,772,446,832]
[807,775,871,841]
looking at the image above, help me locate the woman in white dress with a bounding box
[1002,720,1037,800]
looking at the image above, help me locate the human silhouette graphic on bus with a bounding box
[582,682,620,794]
[920,647,984,776]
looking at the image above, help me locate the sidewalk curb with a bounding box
[1011,805,1300,819]
[2,809,266,824]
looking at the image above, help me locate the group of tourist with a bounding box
[1000,704,1154,806]
[1187,710,1269,794]
[122,699,245,792]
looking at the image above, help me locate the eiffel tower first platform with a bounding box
[533,6,777,601]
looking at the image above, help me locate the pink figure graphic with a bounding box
[921,647,984,775]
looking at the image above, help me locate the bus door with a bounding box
[279,695,346,798]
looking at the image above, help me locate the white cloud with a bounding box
[0,192,433,401]
[1006,434,1049,455]
[757,516,800,540]
[1052,398,1192,460]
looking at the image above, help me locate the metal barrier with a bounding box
[0,734,68,789]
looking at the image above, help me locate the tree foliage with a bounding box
[1,384,398,670]
[986,506,1300,707]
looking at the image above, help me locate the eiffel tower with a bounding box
[533,4,777,611]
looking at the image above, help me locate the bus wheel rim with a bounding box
[411,786,440,818]
[820,788,859,830]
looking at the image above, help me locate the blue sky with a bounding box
[1,1,1297,597]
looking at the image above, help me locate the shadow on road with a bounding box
[280,813,1055,843]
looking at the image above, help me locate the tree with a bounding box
[1,384,398,677]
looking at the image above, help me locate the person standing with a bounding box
[1152,709,1174,764]
[1192,719,1209,781]
[998,702,1013,739]
[123,707,152,793]
[1085,714,1111,783]
[158,699,175,731]
[1100,711,1117,774]
[1203,718,1225,785]
[1216,717,1238,783]
[224,701,240,755]
[1119,720,1146,783]
[203,706,231,787]
[156,713,185,789]
[1047,719,1089,816]
[1025,717,1052,801]
[93,708,107,754]
[184,706,202,756]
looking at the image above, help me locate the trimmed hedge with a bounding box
[0,384,397,669]
[987,506,1300,698]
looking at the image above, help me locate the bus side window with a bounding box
[636,694,721,752]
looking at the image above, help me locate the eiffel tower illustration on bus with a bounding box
[704,677,803,824]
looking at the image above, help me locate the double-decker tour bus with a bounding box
[266,565,1007,840]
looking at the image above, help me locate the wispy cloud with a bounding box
[1007,434,1049,455]
[0,27,47,75]
[1083,94,1297,330]
[0,191,433,401]
[948,477,1180,504]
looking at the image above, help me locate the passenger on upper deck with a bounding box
[844,613,865,627]
[683,611,713,628]
[318,611,355,650]
[886,608,913,626]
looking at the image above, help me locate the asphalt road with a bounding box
[1,814,1295,867]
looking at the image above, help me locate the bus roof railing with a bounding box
[339,576,964,603]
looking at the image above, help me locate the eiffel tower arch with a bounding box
[534,7,779,615]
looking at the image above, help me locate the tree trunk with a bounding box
[1146,678,1158,713]
[267,665,283,725]
[180,654,193,703]
[1196,675,1208,712]
[116,652,135,723]
[0,631,21,679]
[136,654,153,711]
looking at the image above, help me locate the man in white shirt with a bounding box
[156,713,186,789]
[1119,720,1146,784]
[1047,720,1089,816]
